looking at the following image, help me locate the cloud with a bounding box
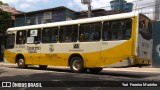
[26,0,49,3]
[67,0,112,11]
[0,0,154,13]
[0,0,20,4]
[67,0,153,11]
[0,0,50,11]
[68,2,74,8]
[19,3,32,9]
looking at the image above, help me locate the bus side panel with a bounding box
[4,49,16,63]
[48,42,102,67]
[101,39,133,67]
[80,42,102,68]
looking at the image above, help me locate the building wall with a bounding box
[152,21,160,67]
[14,16,25,27]
[14,8,77,27]
[66,9,77,20]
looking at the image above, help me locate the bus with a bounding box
[4,12,152,73]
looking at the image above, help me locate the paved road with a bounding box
[0,62,160,90]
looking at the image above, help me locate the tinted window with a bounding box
[27,29,41,44]
[16,30,26,44]
[79,22,101,42]
[103,19,132,41]
[42,27,58,43]
[59,25,78,43]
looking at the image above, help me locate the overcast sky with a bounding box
[0,0,154,12]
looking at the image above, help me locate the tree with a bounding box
[0,1,8,5]
[0,1,12,61]
[0,1,12,35]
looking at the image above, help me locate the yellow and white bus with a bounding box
[4,12,152,73]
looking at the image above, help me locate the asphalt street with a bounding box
[0,62,160,90]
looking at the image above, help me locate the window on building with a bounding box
[42,27,58,43]
[27,29,41,44]
[79,22,101,42]
[59,25,78,43]
[16,30,26,44]
[103,19,132,41]
[6,34,15,49]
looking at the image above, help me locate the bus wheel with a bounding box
[39,65,47,70]
[17,58,27,68]
[88,68,103,73]
[70,57,86,73]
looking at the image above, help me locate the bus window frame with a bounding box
[59,25,78,43]
[42,27,59,44]
[79,22,102,42]
[102,18,132,41]
[27,28,41,44]
[16,30,27,44]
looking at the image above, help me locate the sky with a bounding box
[0,0,152,12]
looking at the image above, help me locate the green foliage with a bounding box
[0,1,8,5]
[0,11,12,35]
[0,1,12,35]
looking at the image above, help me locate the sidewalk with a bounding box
[103,67,160,73]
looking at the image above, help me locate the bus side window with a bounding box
[124,20,132,39]
[102,22,112,41]
[51,27,58,43]
[27,29,41,44]
[16,30,26,44]
[103,19,132,41]
[111,21,121,40]
[79,22,101,42]
[42,28,52,43]
[59,25,78,43]
[42,27,58,43]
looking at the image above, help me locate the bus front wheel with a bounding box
[70,57,86,73]
[17,58,27,68]
[88,68,103,73]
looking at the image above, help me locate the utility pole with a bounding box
[88,3,92,17]
[81,0,92,18]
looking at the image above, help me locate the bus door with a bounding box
[26,29,41,65]
[5,33,16,63]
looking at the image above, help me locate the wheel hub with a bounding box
[72,60,81,71]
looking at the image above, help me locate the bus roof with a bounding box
[7,11,139,32]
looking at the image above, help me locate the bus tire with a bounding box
[88,68,103,73]
[39,65,47,70]
[17,57,27,68]
[70,57,86,73]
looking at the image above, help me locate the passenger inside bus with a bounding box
[64,36,71,42]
